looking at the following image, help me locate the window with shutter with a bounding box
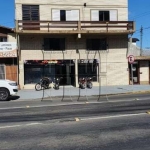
[110,10,117,21]
[91,10,99,21]
[52,9,60,21]
[22,5,39,21]
[22,5,39,30]
[52,9,79,21]
[91,10,117,21]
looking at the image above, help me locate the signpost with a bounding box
[128,55,135,89]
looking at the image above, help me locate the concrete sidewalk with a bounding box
[17,85,150,100]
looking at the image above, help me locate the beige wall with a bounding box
[15,0,129,89]
[15,0,128,21]
[140,61,149,84]
[7,33,16,42]
[18,34,129,88]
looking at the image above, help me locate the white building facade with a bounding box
[15,0,135,89]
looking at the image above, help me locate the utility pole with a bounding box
[140,26,143,56]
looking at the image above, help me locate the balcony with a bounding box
[15,20,135,35]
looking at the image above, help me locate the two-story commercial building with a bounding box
[15,0,135,89]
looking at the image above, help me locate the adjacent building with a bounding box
[128,38,150,85]
[0,26,17,82]
[15,0,135,89]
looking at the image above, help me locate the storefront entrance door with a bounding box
[55,64,75,86]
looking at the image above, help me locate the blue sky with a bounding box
[0,0,150,49]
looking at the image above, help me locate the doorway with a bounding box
[55,61,75,86]
[129,61,139,84]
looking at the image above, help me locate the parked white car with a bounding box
[0,79,18,101]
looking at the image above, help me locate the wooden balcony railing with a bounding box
[15,20,135,34]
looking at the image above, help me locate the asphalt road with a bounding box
[0,93,150,149]
[0,111,150,150]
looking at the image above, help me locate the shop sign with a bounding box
[0,42,17,58]
[24,60,75,65]
[78,59,99,63]
[128,55,135,64]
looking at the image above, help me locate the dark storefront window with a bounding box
[24,60,75,85]
[24,65,55,84]
[43,38,65,51]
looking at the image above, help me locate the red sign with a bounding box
[128,55,135,64]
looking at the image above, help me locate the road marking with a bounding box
[75,118,80,122]
[80,113,146,121]
[0,122,43,129]
[0,97,150,110]
[146,111,150,114]
[26,123,43,126]
[0,100,136,110]
[0,125,21,129]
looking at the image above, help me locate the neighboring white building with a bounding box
[15,0,135,89]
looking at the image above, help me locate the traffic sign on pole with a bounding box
[128,55,135,64]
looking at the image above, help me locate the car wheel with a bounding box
[0,88,10,101]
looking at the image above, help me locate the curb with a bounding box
[16,90,150,101]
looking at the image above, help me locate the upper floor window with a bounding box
[99,11,109,21]
[0,37,7,42]
[86,39,107,50]
[91,10,117,21]
[52,9,79,21]
[43,38,65,51]
[22,5,39,21]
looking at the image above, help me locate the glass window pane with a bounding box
[60,10,66,21]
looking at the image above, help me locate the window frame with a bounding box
[86,38,107,51]
[43,38,66,51]
[52,9,79,21]
[22,5,39,21]
[99,11,110,21]
[91,9,117,21]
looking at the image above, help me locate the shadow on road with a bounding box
[8,95,20,101]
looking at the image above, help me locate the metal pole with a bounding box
[140,26,143,56]
[131,63,134,91]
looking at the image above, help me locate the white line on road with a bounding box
[25,123,43,126]
[0,125,21,129]
[0,100,140,110]
[80,113,146,121]
[0,97,150,110]
[0,113,147,129]
[0,122,43,129]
